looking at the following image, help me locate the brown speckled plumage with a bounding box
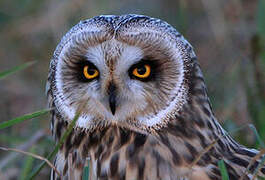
[46,15,265,180]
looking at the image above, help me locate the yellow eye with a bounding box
[132,64,151,78]
[83,65,99,79]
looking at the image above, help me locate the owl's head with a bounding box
[49,15,196,133]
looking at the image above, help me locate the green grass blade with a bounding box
[82,158,90,180]
[82,165,89,180]
[257,0,265,37]
[20,147,36,180]
[227,123,265,148]
[0,109,51,129]
[0,61,36,80]
[218,159,229,180]
[28,109,82,179]
[248,124,265,148]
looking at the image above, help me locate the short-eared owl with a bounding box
[46,14,265,180]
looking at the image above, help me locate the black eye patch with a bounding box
[65,56,99,82]
[128,59,157,81]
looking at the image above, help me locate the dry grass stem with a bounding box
[0,130,47,169]
[189,138,219,169]
[251,149,265,180]
[0,146,61,177]
[239,149,265,180]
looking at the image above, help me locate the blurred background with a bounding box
[0,0,264,179]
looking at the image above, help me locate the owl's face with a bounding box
[51,15,193,132]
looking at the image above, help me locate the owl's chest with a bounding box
[86,127,148,179]
[84,127,198,180]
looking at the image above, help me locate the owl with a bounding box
[46,14,265,180]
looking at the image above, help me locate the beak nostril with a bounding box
[108,83,116,94]
[109,94,116,115]
[108,83,116,115]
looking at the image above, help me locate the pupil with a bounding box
[137,66,146,75]
[87,68,95,75]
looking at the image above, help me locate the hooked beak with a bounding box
[108,83,116,115]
